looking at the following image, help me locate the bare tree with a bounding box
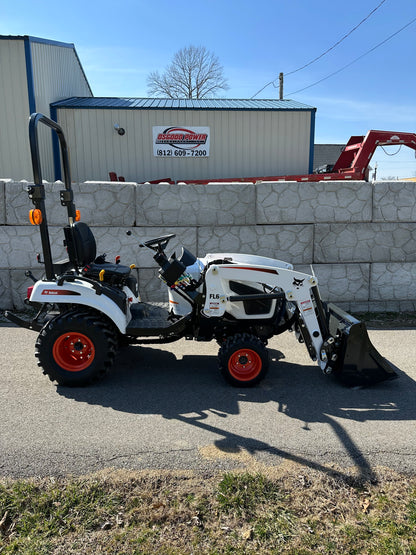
[147,45,229,99]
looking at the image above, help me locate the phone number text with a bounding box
[155,149,208,157]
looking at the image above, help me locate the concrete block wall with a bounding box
[1,178,415,313]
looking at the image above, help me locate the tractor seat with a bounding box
[64,222,136,290]
[83,261,131,280]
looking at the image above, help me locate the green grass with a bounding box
[0,478,120,553]
[1,467,416,554]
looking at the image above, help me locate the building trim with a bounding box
[23,37,36,114]
[309,108,316,174]
[49,105,62,181]
[0,34,75,49]
[26,35,76,49]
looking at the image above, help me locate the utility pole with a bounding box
[279,72,284,100]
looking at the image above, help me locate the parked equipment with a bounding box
[4,114,397,388]
[146,129,416,184]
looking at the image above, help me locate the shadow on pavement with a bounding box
[57,344,416,484]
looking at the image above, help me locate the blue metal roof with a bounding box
[51,97,315,111]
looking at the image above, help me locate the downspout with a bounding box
[308,108,316,174]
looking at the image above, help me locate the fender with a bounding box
[29,279,128,333]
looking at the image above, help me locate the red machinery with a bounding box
[136,130,416,185]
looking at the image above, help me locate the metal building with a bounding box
[0,35,92,181]
[52,98,316,183]
[0,35,316,184]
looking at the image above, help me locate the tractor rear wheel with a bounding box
[218,333,269,387]
[35,310,117,386]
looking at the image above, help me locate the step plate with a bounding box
[126,302,190,337]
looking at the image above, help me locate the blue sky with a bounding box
[2,0,415,178]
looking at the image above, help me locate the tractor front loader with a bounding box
[4,113,397,388]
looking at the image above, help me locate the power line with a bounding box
[285,0,387,76]
[251,0,387,98]
[288,15,416,95]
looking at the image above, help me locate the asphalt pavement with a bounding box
[1,323,416,479]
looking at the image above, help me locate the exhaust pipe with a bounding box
[326,303,398,387]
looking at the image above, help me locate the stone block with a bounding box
[295,263,370,302]
[0,270,12,310]
[340,300,416,313]
[333,301,369,313]
[373,181,416,222]
[369,300,405,312]
[5,180,34,225]
[0,226,67,269]
[6,181,69,225]
[370,262,416,301]
[137,183,256,226]
[397,300,416,312]
[314,223,416,263]
[347,301,371,313]
[197,225,313,264]
[6,180,137,226]
[75,182,136,226]
[256,181,372,224]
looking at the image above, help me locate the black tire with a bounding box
[218,333,269,387]
[35,309,117,386]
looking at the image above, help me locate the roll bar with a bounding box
[28,113,77,280]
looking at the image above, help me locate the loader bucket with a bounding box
[326,303,398,387]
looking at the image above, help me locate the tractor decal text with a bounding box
[41,289,81,296]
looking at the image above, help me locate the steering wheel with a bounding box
[139,233,176,252]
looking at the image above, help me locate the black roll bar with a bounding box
[28,113,77,280]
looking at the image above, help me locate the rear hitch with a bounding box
[3,310,43,331]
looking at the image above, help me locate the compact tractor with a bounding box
[4,113,398,388]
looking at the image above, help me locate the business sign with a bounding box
[153,126,210,157]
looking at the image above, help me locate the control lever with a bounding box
[25,270,38,283]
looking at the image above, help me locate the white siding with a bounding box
[31,41,92,181]
[56,108,312,183]
[0,37,92,182]
[0,40,32,180]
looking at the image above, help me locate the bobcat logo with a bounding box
[293,278,305,289]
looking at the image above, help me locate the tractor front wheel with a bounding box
[218,333,269,387]
[35,310,117,386]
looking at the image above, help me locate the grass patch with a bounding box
[0,477,120,553]
[1,466,416,553]
[217,472,283,516]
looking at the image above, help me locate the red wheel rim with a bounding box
[53,333,95,372]
[228,348,262,382]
